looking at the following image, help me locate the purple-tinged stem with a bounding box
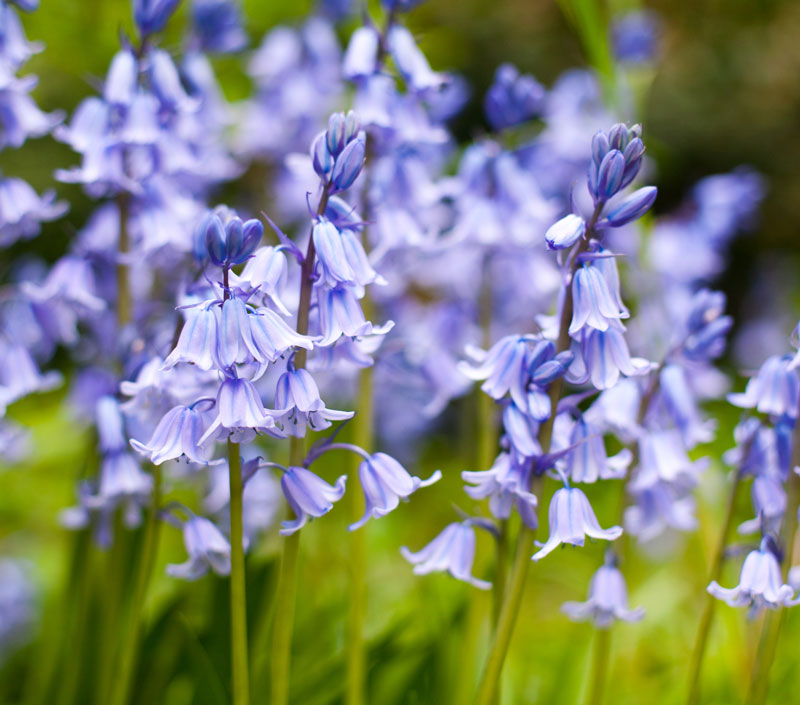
[270,184,331,705]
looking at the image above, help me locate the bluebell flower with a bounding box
[190,0,247,54]
[233,245,289,314]
[96,396,127,453]
[311,131,335,180]
[545,213,585,250]
[570,263,629,335]
[562,560,645,627]
[279,465,347,535]
[204,214,262,267]
[588,124,644,204]
[312,218,383,288]
[683,289,732,361]
[134,0,181,36]
[601,186,657,227]
[401,522,491,590]
[568,327,650,390]
[459,335,535,410]
[708,538,798,615]
[657,365,715,448]
[22,255,105,313]
[0,342,61,412]
[532,486,622,561]
[484,63,545,131]
[273,367,353,437]
[329,131,366,193]
[315,284,392,347]
[386,25,446,93]
[199,376,280,445]
[462,452,538,527]
[163,305,219,371]
[167,515,232,580]
[738,475,786,536]
[342,26,379,81]
[631,429,708,489]
[350,453,441,530]
[216,298,259,368]
[559,415,631,483]
[93,451,154,527]
[131,404,220,465]
[248,307,315,362]
[624,480,697,541]
[729,355,799,418]
[502,401,542,458]
[0,176,67,246]
[612,10,660,64]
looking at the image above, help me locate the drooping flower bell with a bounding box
[349,453,441,530]
[401,521,491,590]
[532,486,622,561]
[708,537,798,616]
[167,515,232,580]
[562,556,645,627]
[279,465,347,535]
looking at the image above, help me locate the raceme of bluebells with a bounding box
[129,109,439,572]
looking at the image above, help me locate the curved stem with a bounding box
[684,469,744,705]
[108,465,163,705]
[474,205,603,705]
[228,441,250,705]
[586,628,611,705]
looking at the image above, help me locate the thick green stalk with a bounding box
[108,465,163,705]
[586,628,611,705]
[745,417,800,705]
[228,440,250,705]
[270,437,303,705]
[684,469,744,705]
[270,185,331,705]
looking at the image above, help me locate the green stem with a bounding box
[228,440,250,705]
[586,628,611,705]
[108,465,163,705]
[347,361,372,705]
[117,195,131,328]
[745,448,800,705]
[474,207,602,705]
[270,184,331,705]
[474,521,537,705]
[684,468,744,705]
[270,438,303,705]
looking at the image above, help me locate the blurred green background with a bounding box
[2,0,800,704]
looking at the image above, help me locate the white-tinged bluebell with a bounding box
[350,453,441,530]
[401,522,491,590]
[167,515,232,580]
[279,465,347,535]
[708,538,798,615]
[532,486,622,561]
[273,367,353,437]
[562,560,645,627]
[545,213,585,250]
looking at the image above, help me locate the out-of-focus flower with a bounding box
[401,522,491,589]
